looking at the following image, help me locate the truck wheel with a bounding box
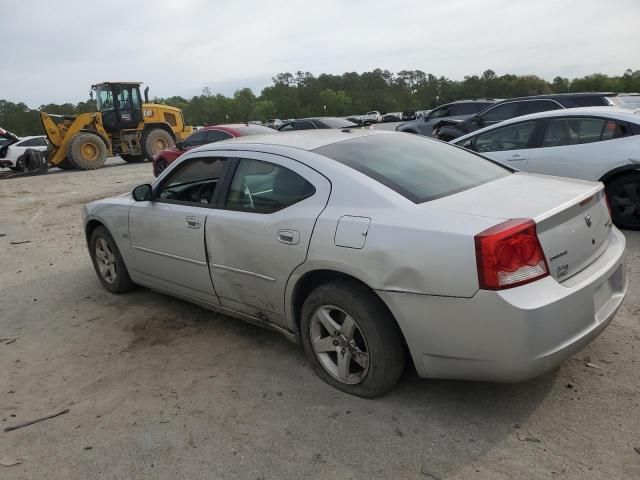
[67,132,107,170]
[55,159,76,170]
[300,280,405,398]
[121,154,145,163]
[142,128,174,160]
[606,173,640,230]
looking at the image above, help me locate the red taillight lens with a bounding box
[475,219,549,290]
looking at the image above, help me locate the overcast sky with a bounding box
[2,0,639,107]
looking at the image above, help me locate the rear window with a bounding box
[314,133,510,203]
[235,125,277,136]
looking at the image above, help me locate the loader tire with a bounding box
[67,132,107,170]
[141,128,174,160]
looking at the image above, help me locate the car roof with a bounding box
[452,106,640,142]
[189,127,385,152]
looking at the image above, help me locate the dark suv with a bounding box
[432,92,620,141]
[396,99,498,136]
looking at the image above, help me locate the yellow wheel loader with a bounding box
[40,82,193,170]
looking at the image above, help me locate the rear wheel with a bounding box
[606,173,640,230]
[300,280,405,398]
[89,226,135,293]
[154,158,168,177]
[66,132,107,170]
[142,128,174,160]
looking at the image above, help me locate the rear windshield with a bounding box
[236,125,277,136]
[318,117,358,128]
[314,133,510,203]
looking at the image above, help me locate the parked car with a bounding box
[433,92,621,141]
[267,119,283,129]
[83,129,626,398]
[0,134,48,171]
[152,124,276,176]
[248,120,263,126]
[415,109,432,119]
[278,117,359,131]
[382,112,403,122]
[451,106,640,230]
[397,99,498,136]
[360,111,382,123]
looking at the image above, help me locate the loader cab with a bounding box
[93,82,143,132]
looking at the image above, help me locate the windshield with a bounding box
[314,133,510,203]
[95,85,114,112]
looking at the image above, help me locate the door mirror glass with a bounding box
[132,184,152,201]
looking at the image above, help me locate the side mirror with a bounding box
[132,184,152,202]
[176,141,184,149]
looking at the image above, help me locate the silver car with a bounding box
[83,130,627,398]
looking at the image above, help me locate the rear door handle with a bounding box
[277,229,300,245]
[185,216,202,229]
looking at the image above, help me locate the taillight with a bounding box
[475,219,549,290]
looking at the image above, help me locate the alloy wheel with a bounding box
[309,305,370,385]
[95,238,117,284]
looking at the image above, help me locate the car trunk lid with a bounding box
[431,172,612,283]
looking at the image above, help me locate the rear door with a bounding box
[205,151,331,327]
[467,120,540,167]
[128,155,231,304]
[527,116,632,180]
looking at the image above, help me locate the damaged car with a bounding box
[83,129,627,398]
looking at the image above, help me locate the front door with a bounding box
[205,152,331,327]
[128,156,230,304]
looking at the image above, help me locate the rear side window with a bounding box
[17,138,42,147]
[518,100,560,116]
[314,133,510,203]
[474,121,537,153]
[429,106,452,119]
[184,130,209,147]
[481,102,520,122]
[225,159,315,213]
[542,117,609,147]
[601,120,633,140]
[567,96,609,107]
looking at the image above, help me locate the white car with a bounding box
[360,111,382,123]
[452,107,640,230]
[0,134,48,170]
[83,129,626,397]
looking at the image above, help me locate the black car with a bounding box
[433,92,620,141]
[278,117,359,131]
[396,99,498,136]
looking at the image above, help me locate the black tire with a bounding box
[121,154,145,163]
[154,158,168,177]
[300,280,405,398]
[605,173,640,230]
[12,155,26,172]
[141,128,174,160]
[89,226,135,294]
[66,132,107,170]
[55,159,76,170]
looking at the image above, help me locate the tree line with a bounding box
[1,69,639,136]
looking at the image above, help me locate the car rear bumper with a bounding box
[377,227,627,382]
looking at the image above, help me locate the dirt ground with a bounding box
[1,159,639,480]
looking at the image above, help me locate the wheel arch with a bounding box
[288,268,411,362]
[599,164,640,185]
[85,218,106,245]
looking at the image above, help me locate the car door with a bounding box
[527,116,633,180]
[205,151,331,327]
[128,155,231,304]
[465,120,540,167]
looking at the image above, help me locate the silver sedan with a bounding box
[83,129,627,397]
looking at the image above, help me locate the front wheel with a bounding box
[606,173,640,230]
[142,128,174,160]
[300,280,405,398]
[89,226,135,293]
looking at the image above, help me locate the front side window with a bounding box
[474,121,537,153]
[225,159,315,213]
[542,117,607,147]
[481,102,520,123]
[96,86,114,112]
[428,106,451,119]
[315,133,510,203]
[156,157,228,205]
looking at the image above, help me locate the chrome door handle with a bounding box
[277,229,300,245]
[185,216,202,229]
